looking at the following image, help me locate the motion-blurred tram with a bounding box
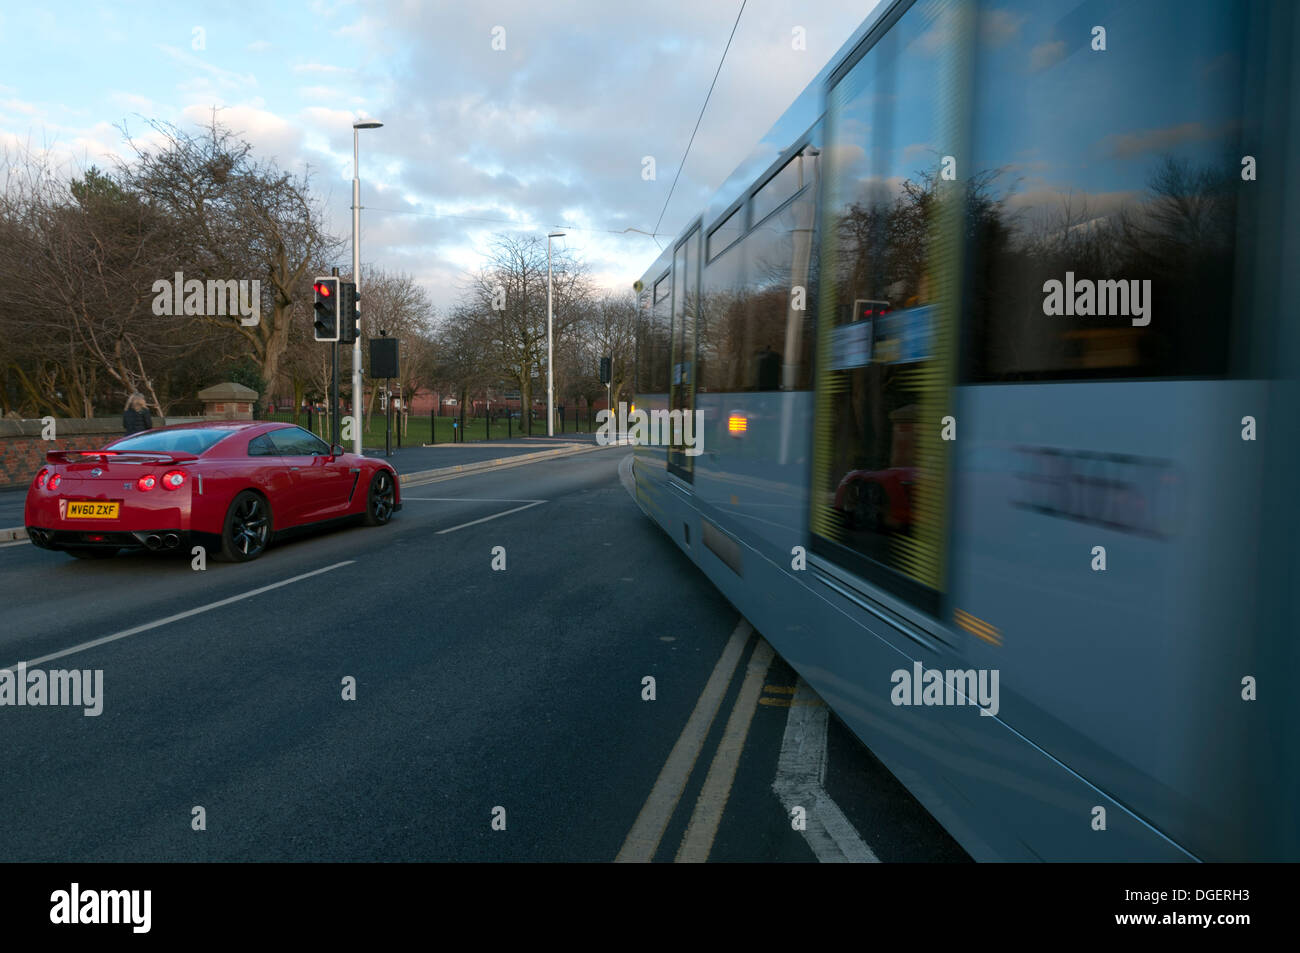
[630,0,1299,861]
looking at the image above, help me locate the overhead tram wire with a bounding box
[360,0,753,255]
[651,0,748,241]
[366,0,754,250]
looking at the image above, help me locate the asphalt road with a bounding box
[0,446,967,862]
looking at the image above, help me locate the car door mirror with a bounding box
[331,444,345,458]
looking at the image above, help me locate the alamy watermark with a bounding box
[595,402,704,456]
[50,883,150,933]
[0,663,103,716]
[891,662,999,717]
[1042,272,1151,327]
[151,271,260,326]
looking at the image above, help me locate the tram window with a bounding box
[637,271,672,393]
[744,186,815,391]
[810,0,953,612]
[708,206,744,262]
[696,144,819,393]
[697,237,746,392]
[752,153,803,225]
[654,272,671,305]
[963,0,1248,382]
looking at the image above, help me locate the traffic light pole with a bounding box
[351,133,363,456]
[331,342,340,448]
[331,266,341,448]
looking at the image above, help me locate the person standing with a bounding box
[122,393,153,435]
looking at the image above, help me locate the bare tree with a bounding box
[121,114,340,407]
[459,234,592,434]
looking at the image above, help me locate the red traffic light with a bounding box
[314,282,332,297]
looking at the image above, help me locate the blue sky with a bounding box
[0,0,878,312]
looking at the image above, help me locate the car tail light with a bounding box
[137,474,157,491]
[161,470,187,490]
[35,468,48,488]
[47,473,62,490]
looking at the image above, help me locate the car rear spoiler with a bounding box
[45,450,199,465]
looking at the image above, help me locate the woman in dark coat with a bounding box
[123,393,153,435]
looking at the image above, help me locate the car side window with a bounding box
[247,434,277,457]
[268,426,332,456]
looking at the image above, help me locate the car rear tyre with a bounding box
[65,547,119,559]
[363,469,396,526]
[218,491,272,562]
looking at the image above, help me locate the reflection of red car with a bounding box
[833,467,915,531]
[24,421,400,562]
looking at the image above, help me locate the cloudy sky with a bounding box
[0,0,878,313]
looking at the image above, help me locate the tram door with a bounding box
[667,224,701,482]
[808,0,960,617]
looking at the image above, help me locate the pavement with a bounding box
[0,446,968,862]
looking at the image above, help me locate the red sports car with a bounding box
[833,466,916,532]
[24,421,400,562]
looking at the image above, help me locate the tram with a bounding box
[630,0,1299,860]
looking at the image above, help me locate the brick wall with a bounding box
[0,419,179,489]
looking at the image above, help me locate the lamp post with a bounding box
[351,118,383,456]
[546,231,564,437]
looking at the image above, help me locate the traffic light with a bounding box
[313,277,340,342]
[340,282,360,342]
[599,356,611,384]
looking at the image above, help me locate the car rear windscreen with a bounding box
[109,429,240,454]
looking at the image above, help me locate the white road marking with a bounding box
[3,561,355,670]
[773,677,879,863]
[675,637,775,863]
[402,497,542,503]
[616,619,752,863]
[617,451,636,497]
[434,500,546,534]
[0,539,31,548]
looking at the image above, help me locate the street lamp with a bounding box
[351,118,383,456]
[546,231,565,437]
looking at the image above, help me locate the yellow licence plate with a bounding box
[66,501,120,519]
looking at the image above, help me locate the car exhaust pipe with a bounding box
[163,533,179,549]
[145,534,162,550]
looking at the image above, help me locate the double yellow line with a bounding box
[616,621,773,863]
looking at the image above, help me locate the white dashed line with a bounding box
[402,497,542,502]
[3,561,355,670]
[434,500,546,534]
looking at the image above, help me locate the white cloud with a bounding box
[1028,40,1066,73]
[980,9,1025,46]
[293,63,353,74]
[157,45,258,90]
[299,86,344,101]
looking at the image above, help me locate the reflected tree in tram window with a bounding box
[962,0,1250,382]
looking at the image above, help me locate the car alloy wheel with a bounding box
[220,491,272,562]
[364,470,395,526]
